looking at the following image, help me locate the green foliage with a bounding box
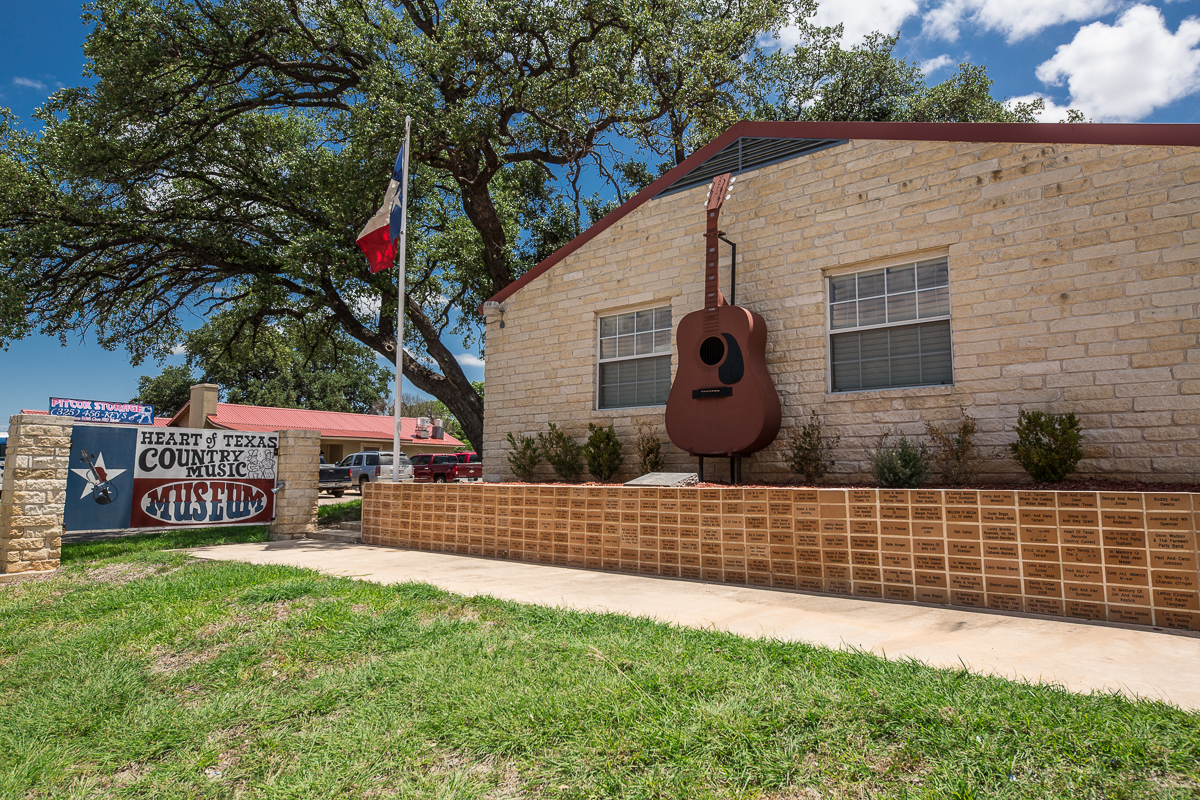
[60,525,268,562]
[538,423,582,482]
[783,410,839,484]
[14,521,1200,799]
[1010,410,1084,482]
[134,314,391,415]
[505,431,542,482]
[132,364,194,417]
[635,420,665,475]
[925,409,987,486]
[870,434,931,488]
[584,423,623,481]
[0,0,1042,458]
[318,499,362,524]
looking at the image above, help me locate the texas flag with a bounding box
[356,146,406,273]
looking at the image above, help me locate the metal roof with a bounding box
[198,403,465,446]
[654,136,845,197]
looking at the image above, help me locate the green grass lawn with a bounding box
[317,499,362,525]
[0,532,1196,799]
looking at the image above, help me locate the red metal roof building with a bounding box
[166,384,464,461]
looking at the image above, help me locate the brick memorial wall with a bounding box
[363,483,1200,632]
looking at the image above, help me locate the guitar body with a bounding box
[666,304,781,456]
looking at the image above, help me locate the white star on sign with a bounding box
[71,451,127,499]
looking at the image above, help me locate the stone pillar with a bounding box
[269,428,320,540]
[0,414,73,574]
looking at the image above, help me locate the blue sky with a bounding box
[2,0,1199,425]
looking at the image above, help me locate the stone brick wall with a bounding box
[363,482,1200,633]
[0,414,73,573]
[268,429,320,540]
[482,139,1200,483]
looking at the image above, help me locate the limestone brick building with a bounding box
[481,121,1199,484]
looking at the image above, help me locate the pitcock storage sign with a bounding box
[64,425,277,532]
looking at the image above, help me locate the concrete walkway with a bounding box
[187,540,1200,710]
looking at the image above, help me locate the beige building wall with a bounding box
[483,138,1200,484]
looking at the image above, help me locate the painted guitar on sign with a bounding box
[665,173,781,457]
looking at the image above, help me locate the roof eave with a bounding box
[480,120,1200,313]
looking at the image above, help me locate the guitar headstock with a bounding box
[705,173,734,211]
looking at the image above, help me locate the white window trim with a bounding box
[595,301,674,410]
[825,258,955,394]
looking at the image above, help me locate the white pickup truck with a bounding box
[337,451,415,493]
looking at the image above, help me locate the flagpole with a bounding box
[392,116,411,482]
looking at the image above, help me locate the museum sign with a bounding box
[64,425,277,532]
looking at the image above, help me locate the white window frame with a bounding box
[595,303,674,410]
[825,256,954,393]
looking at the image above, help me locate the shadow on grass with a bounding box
[61,525,270,563]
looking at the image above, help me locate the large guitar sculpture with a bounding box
[665,173,781,457]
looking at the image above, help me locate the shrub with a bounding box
[1009,409,1083,482]
[635,420,665,475]
[869,434,930,488]
[583,423,623,481]
[538,423,583,481]
[505,431,541,482]
[924,409,986,486]
[783,410,839,484]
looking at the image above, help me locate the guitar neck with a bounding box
[703,172,732,324]
[704,219,723,322]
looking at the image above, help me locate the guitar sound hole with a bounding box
[699,336,725,365]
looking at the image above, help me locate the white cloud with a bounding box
[1004,93,1076,121]
[923,0,1116,43]
[455,353,485,369]
[170,344,187,356]
[920,54,955,74]
[11,77,47,90]
[1036,4,1200,121]
[772,0,919,48]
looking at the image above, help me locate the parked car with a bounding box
[411,452,482,482]
[455,451,483,481]
[319,455,354,497]
[336,451,414,493]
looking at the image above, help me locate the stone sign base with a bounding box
[362,483,1200,633]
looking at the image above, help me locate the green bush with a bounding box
[583,423,623,480]
[783,410,839,484]
[635,420,664,475]
[1009,409,1083,482]
[870,434,930,488]
[505,431,542,482]
[538,423,583,482]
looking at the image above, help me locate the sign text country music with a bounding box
[136,430,277,479]
[139,480,268,524]
[65,424,278,532]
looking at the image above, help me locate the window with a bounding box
[434,455,458,465]
[597,306,672,408]
[828,258,952,392]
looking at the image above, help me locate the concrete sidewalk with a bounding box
[187,540,1200,710]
